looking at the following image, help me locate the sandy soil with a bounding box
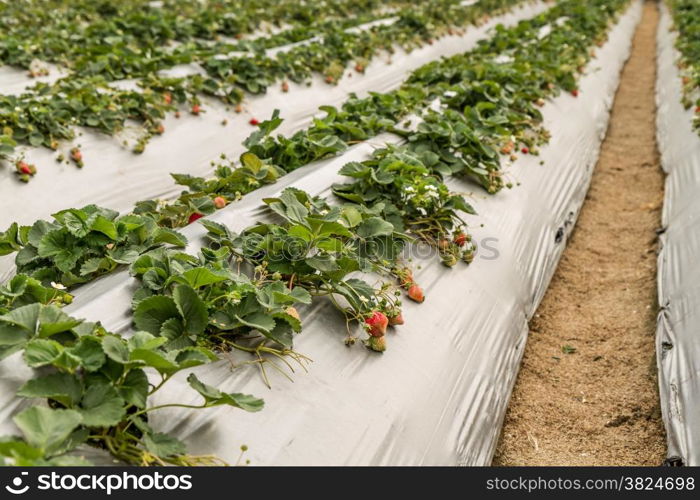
[493,0,667,466]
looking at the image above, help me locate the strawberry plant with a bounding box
[128,245,312,383]
[332,145,477,266]
[136,152,284,228]
[0,304,262,465]
[2,205,187,288]
[202,188,407,351]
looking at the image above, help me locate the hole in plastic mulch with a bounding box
[555,227,565,243]
[663,456,684,467]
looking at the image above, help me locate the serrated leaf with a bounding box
[180,267,229,288]
[127,330,168,351]
[129,349,179,374]
[117,369,149,409]
[356,217,394,238]
[17,373,83,407]
[101,335,130,364]
[235,312,275,333]
[152,228,188,247]
[68,336,105,372]
[89,215,118,239]
[37,230,82,273]
[37,306,82,337]
[173,285,208,336]
[142,432,186,458]
[187,373,264,412]
[0,303,40,333]
[13,406,83,455]
[23,338,62,367]
[133,295,179,335]
[79,384,126,427]
[305,254,340,272]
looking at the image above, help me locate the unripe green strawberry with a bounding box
[441,254,458,267]
[366,335,386,352]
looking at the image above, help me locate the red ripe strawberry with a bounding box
[188,213,204,224]
[453,232,467,247]
[365,311,388,337]
[191,103,201,115]
[17,161,34,175]
[213,196,227,209]
[354,63,364,73]
[249,118,260,126]
[407,284,425,303]
[163,93,172,105]
[388,312,404,326]
[366,335,386,352]
[571,89,579,97]
[521,146,529,154]
[281,81,289,92]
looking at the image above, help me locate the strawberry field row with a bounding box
[0,0,524,175]
[666,0,700,132]
[0,0,400,67]
[0,0,630,466]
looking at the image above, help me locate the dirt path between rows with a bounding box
[493,0,666,466]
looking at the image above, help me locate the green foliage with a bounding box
[0,303,262,466]
[5,205,187,287]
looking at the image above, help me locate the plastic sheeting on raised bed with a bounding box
[0,1,551,282]
[655,3,700,467]
[0,0,643,465]
[0,1,550,231]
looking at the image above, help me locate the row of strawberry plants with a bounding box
[0,0,401,69]
[0,186,417,464]
[0,0,631,465]
[140,0,620,232]
[0,276,266,465]
[666,0,700,132]
[0,0,629,292]
[0,0,525,172]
